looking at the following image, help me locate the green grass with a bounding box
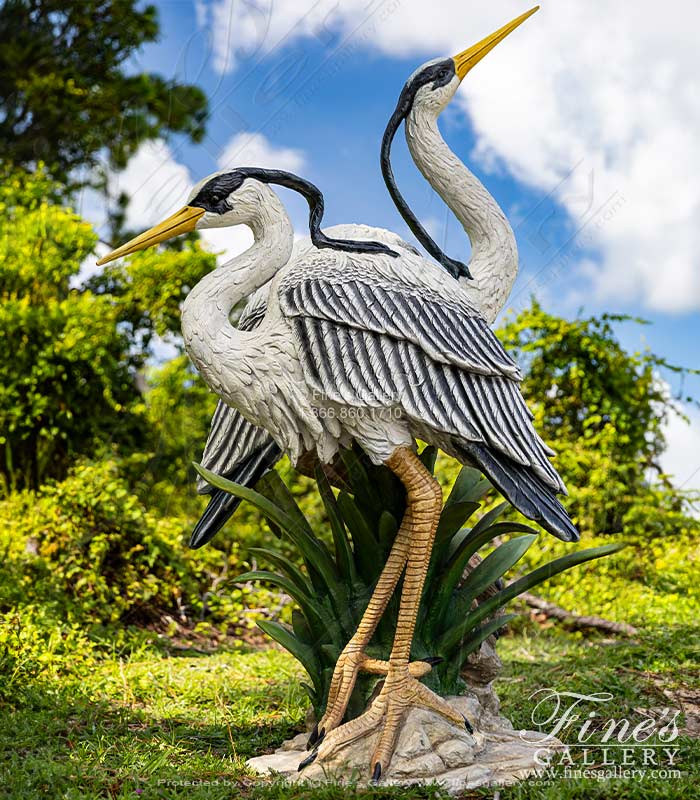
[1,622,697,799]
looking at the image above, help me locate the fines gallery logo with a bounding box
[521,689,682,782]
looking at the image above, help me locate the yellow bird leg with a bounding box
[306,447,463,780]
[315,495,414,736]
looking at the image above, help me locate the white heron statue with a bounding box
[97,6,576,780]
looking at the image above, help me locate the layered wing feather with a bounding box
[278,254,563,494]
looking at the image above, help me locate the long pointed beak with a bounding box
[453,6,539,80]
[96,205,205,266]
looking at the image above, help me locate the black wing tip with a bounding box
[189,488,240,549]
[190,441,282,549]
[548,517,580,543]
[459,442,579,544]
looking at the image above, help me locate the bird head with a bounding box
[97,167,323,266]
[185,170,270,228]
[397,6,539,117]
[95,170,246,266]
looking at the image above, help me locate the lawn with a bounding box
[2,621,698,799]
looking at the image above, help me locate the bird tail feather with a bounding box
[458,442,579,542]
[190,441,282,549]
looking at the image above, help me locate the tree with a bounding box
[0,0,207,188]
[0,165,216,492]
[497,300,699,536]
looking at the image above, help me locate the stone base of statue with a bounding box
[247,683,561,793]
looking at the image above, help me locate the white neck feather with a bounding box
[181,185,294,382]
[405,104,517,324]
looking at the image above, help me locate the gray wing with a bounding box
[196,285,276,494]
[279,269,563,493]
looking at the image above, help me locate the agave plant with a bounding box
[196,446,622,721]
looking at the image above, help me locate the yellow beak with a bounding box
[96,205,205,266]
[453,6,539,80]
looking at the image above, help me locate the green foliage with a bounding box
[498,301,673,456]
[138,355,218,514]
[0,166,148,491]
[0,165,217,492]
[0,459,276,631]
[0,605,94,704]
[197,448,622,720]
[86,242,216,347]
[516,526,700,628]
[497,300,700,536]
[1,627,698,798]
[0,0,207,188]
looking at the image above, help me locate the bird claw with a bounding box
[316,651,441,742]
[297,750,318,771]
[309,671,466,782]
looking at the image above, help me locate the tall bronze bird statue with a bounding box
[97,6,576,780]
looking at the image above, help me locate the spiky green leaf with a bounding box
[377,510,399,558]
[195,464,341,599]
[315,465,356,585]
[248,547,311,595]
[442,614,518,686]
[448,521,537,558]
[234,570,327,632]
[419,445,438,473]
[337,491,380,583]
[257,620,322,695]
[339,449,380,509]
[445,466,490,507]
[448,534,538,625]
[435,501,481,545]
[439,543,626,655]
[256,470,313,540]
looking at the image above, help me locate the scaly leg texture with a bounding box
[313,507,413,742]
[303,447,467,779]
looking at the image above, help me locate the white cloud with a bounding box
[197,131,306,261]
[458,1,700,313]
[419,216,443,242]
[75,140,192,235]
[196,0,700,312]
[74,184,110,237]
[662,405,700,497]
[111,139,193,230]
[194,0,361,74]
[150,334,181,365]
[73,140,193,283]
[217,131,306,173]
[74,241,109,287]
[198,224,254,264]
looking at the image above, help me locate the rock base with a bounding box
[247,693,561,793]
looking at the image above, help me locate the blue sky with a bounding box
[89,0,700,492]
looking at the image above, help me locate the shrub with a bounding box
[0,605,94,705]
[0,459,276,632]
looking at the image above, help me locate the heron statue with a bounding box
[97,6,576,781]
[189,5,546,549]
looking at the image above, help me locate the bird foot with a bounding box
[311,648,438,747]
[301,666,469,781]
